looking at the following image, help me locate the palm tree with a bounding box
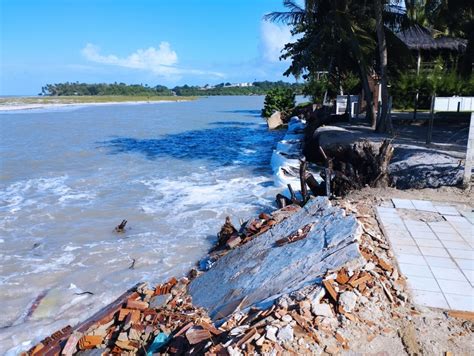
[265,0,378,126]
[375,0,390,132]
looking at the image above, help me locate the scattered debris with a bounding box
[114,219,128,233]
[24,198,474,355]
[275,223,313,246]
[74,291,94,296]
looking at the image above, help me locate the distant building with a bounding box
[199,82,254,90]
[234,82,252,87]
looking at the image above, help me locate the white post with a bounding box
[463,112,474,188]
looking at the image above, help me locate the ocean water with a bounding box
[0,96,284,353]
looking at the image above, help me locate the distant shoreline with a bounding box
[0,96,197,112]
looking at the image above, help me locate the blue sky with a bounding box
[0,0,297,95]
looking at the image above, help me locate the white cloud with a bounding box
[260,21,293,63]
[81,43,224,78]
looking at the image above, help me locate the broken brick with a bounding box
[322,280,338,302]
[126,299,148,311]
[349,273,371,288]
[226,235,242,249]
[336,268,350,285]
[78,335,104,350]
[185,327,212,345]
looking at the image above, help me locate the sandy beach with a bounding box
[0,100,193,112]
[0,96,197,112]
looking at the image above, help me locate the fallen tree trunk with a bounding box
[305,126,394,196]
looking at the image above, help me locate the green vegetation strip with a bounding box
[0,96,197,106]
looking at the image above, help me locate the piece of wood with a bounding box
[306,173,323,196]
[322,280,338,302]
[325,167,331,197]
[276,193,292,209]
[287,183,297,202]
[349,273,371,288]
[447,310,474,321]
[380,281,394,303]
[377,257,393,272]
[115,219,127,233]
[426,95,435,144]
[198,321,222,336]
[299,159,309,203]
[185,327,212,345]
[235,328,257,348]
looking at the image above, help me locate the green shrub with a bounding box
[303,78,329,104]
[261,88,296,117]
[391,68,474,110]
[303,73,361,104]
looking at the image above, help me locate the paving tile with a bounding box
[414,238,444,248]
[459,211,474,225]
[450,221,473,229]
[404,219,429,228]
[405,220,431,228]
[445,214,472,225]
[429,221,457,231]
[437,279,473,296]
[383,222,406,231]
[444,293,474,312]
[458,231,474,241]
[431,227,459,237]
[450,226,473,238]
[376,206,397,214]
[430,267,469,282]
[440,240,471,250]
[392,198,415,209]
[399,263,434,278]
[390,237,417,247]
[380,201,395,208]
[452,222,473,230]
[410,230,438,240]
[386,230,412,241]
[435,205,460,216]
[435,232,464,242]
[461,269,474,285]
[397,253,428,266]
[411,200,437,212]
[406,276,441,292]
[412,290,449,309]
[380,218,404,226]
[456,259,474,271]
[425,256,458,269]
[463,234,474,243]
[419,246,450,258]
[448,249,474,260]
[393,244,422,255]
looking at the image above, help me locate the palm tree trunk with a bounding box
[359,65,376,128]
[375,0,389,133]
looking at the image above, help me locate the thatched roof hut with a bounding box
[397,26,467,52]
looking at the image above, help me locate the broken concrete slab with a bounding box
[267,111,284,130]
[189,197,363,320]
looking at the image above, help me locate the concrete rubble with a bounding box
[23,197,474,355]
[266,111,284,130]
[189,197,363,320]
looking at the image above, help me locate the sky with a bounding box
[0,0,297,95]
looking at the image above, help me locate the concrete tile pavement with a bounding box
[376,198,474,312]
